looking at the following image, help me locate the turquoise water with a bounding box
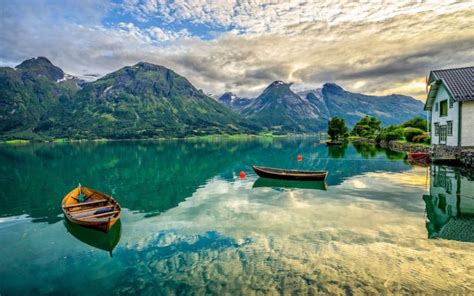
[0,139,473,294]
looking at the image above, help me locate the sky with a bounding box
[0,0,473,100]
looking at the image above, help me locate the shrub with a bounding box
[376,125,404,143]
[383,131,404,142]
[411,134,431,144]
[402,117,428,131]
[412,134,429,143]
[424,136,431,144]
[404,127,425,142]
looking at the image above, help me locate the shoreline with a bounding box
[0,133,325,145]
[351,137,430,153]
[352,137,474,168]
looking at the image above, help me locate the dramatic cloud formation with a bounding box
[0,0,473,99]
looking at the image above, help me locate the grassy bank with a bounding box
[4,139,31,144]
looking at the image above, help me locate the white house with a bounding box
[424,67,474,147]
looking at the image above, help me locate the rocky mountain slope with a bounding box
[240,81,326,133]
[217,92,252,112]
[219,81,425,132]
[310,83,425,127]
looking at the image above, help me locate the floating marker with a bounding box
[239,171,246,179]
[297,155,303,161]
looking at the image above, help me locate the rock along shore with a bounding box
[351,138,474,168]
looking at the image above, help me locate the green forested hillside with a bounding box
[0,58,258,140]
[0,57,79,140]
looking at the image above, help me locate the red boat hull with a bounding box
[407,152,431,162]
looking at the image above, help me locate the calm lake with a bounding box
[0,138,473,295]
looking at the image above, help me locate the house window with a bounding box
[434,123,439,136]
[440,100,448,117]
[435,102,439,112]
[447,121,453,136]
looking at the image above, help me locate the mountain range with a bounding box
[0,57,424,140]
[0,57,257,140]
[218,82,425,133]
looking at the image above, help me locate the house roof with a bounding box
[424,66,473,110]
[431,67,474,101]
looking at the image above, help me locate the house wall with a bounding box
[430,83,459,146]
[461,101,474,146]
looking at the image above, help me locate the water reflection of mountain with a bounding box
[423,165,474,242]
[0,139,412,223]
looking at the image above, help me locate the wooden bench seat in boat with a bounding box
[63,199,108,209]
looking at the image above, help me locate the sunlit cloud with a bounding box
[0,0,472,99]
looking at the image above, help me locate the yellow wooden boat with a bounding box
[62,185,121,232]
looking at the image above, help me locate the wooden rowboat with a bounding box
[252,165,328,181]
[62,185,121,232]
[407,152,431,163]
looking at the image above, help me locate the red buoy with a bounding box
[239,171,246,179]
[297,155,303,161]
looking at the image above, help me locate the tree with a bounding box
[369,116,382,132]
[351,116,381,138]
[375,125,404,143]
[401,117,428,131]
[327,116,348,141]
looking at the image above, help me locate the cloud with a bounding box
[0,0,473,100]
[119,0,474,35]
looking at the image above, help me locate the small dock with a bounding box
[432,154,460,166]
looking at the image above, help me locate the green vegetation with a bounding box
[351,116,381,138]
[412,134,430,144]
[376,125,404,142]
[371,117,430,144]
[403,127,425,142]
[401,117,428,131]
[52,138,69,143]
[4,139,31,144]
[327,116,349,141]
[0,59,260,141]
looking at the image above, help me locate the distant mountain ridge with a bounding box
[217,92,252,111]
[0,57,425,140]
[240,81,325,133]
[314,82,425,127]
[218,81,425,132]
